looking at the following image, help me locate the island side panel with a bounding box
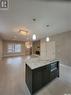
[41,65,50,86]
[32,67,42,94]
[25,64,32,94]
[32,64,50,94]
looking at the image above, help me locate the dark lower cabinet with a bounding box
[32,65,50,93]
[32,68,42,93]
[50,70,59,81]
[42,65,50,86]
[25,61,59,95]
[25,64,32,94]
[50,61,59,81]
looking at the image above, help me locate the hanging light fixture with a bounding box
[32,34,36,41]
[46,37,50,42]
[17,26,32,48]
[19,30,29,36]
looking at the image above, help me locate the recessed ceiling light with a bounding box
[46,37,50,42]
[46,25,50,27]
[32,34,36,41]
[32,18,36,21]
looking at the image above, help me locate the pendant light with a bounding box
[32,34,36,41]
[46,37,50,42]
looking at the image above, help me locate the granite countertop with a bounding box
[25,57,59,70]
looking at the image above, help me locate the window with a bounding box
[8,43,21,53]
[14,44,21,52]
[8,44,14,53]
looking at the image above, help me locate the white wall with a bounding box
[50,31,71,66]
[40,31,71,66]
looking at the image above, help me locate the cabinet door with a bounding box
[42,65,50,86]
[50,62,59,81]
[32,68,42,93]
[50,70,59,81]
[25,64,32,94]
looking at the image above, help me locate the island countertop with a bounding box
[25,58,59,70]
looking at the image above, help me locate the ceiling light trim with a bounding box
[18,29,30,36]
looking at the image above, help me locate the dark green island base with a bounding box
[25,60,59,95]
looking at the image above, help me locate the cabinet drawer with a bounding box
[50,70,59,80]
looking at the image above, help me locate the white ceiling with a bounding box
[0,0,71,41]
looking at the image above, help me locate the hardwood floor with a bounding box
[0,57,25,95]
[0,57,71,95]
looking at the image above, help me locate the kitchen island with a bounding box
[25,58,59,95]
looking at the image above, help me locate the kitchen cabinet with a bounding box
[25,60,59,95]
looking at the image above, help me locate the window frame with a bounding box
[7,43,22,53]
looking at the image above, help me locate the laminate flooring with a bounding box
[0,57,71,95]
